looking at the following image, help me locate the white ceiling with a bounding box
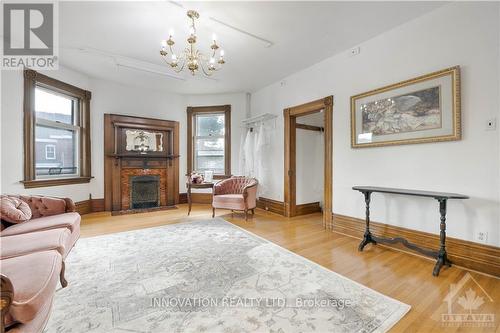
[59,1,444,94]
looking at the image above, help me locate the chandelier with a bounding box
[160,10,225,76]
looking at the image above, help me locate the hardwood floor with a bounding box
[80,204,500,333]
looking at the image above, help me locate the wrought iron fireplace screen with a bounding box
[130,175,160,209]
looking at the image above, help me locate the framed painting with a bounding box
[350,66,461,148]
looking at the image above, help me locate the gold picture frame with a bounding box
[350,66,461,148]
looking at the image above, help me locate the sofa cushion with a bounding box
[213,194,246,210]
[0,196,32,224]
[1,228,72,260]
[0,212,80,237]
[17,195,68,219]
[1,251,61,324]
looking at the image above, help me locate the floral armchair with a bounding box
[212,176,258,221]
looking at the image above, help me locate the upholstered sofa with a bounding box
[212,176,258,220]
[0,195,80,333]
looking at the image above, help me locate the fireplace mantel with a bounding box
[107,153,180,169]
[107,154,180,159]
[104,114,180,214]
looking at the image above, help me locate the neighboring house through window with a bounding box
[23,69,92,188]
[187,105,231,178]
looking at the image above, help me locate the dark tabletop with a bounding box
[187,182,214,188]
[352,186,469,200]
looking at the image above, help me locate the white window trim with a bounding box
[45,144,56,160]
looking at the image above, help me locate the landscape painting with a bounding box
[361,86,442,136]
[350,66,461,148]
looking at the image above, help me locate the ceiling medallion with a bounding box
[160,10,225,76]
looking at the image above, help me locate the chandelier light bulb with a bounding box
[161,40,167,48]
[220,49,225,57]
[210,57,215,64]
[172,54,177,61]
[168,29,174,37]
[189,26,195,35]
[212,33,217,42]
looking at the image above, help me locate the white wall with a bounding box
[1,69,248,201]
[250,2,500,246]
[498,3,500,244]
[296,129,323,205]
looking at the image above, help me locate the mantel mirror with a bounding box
[124,129,164,153]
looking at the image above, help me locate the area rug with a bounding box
[45,218,410,333]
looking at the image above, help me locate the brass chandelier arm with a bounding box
[200,58,218,76]
[161,56,185,73]
[159,9,225,77]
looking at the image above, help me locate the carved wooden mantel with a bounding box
[104,114,180,213]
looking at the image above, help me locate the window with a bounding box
[35,87,79,177]
[187,105,230,178]
[45,144,56,160]
[23,69,91,188]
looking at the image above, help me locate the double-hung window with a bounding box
[23,70,91,188]
[35,86,79,177]
[187,105,231,178]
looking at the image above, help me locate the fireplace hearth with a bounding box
[130,175,160,209]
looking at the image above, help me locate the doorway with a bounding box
[284,96,333,228]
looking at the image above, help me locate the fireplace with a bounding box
[130,175,160,209]
[104,114,180,213]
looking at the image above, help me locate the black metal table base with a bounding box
[358,231,452,276]
[352,187,468,277]
[358,231,376,251]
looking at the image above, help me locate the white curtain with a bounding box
[239,121,272,195]
[243,129,254,176]
[238,129,249,175]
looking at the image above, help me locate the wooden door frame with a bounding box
[284,96,333,228]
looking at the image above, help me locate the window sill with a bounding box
[21,177,92,189]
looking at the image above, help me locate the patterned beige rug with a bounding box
[45,218,410,332]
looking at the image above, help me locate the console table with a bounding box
[352,186,469,276]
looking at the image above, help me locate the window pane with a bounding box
[195,156,224,174]
[35,87,77,125]
[35,125,78,177]
[195,138,224,173]
[195,114,224,136]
